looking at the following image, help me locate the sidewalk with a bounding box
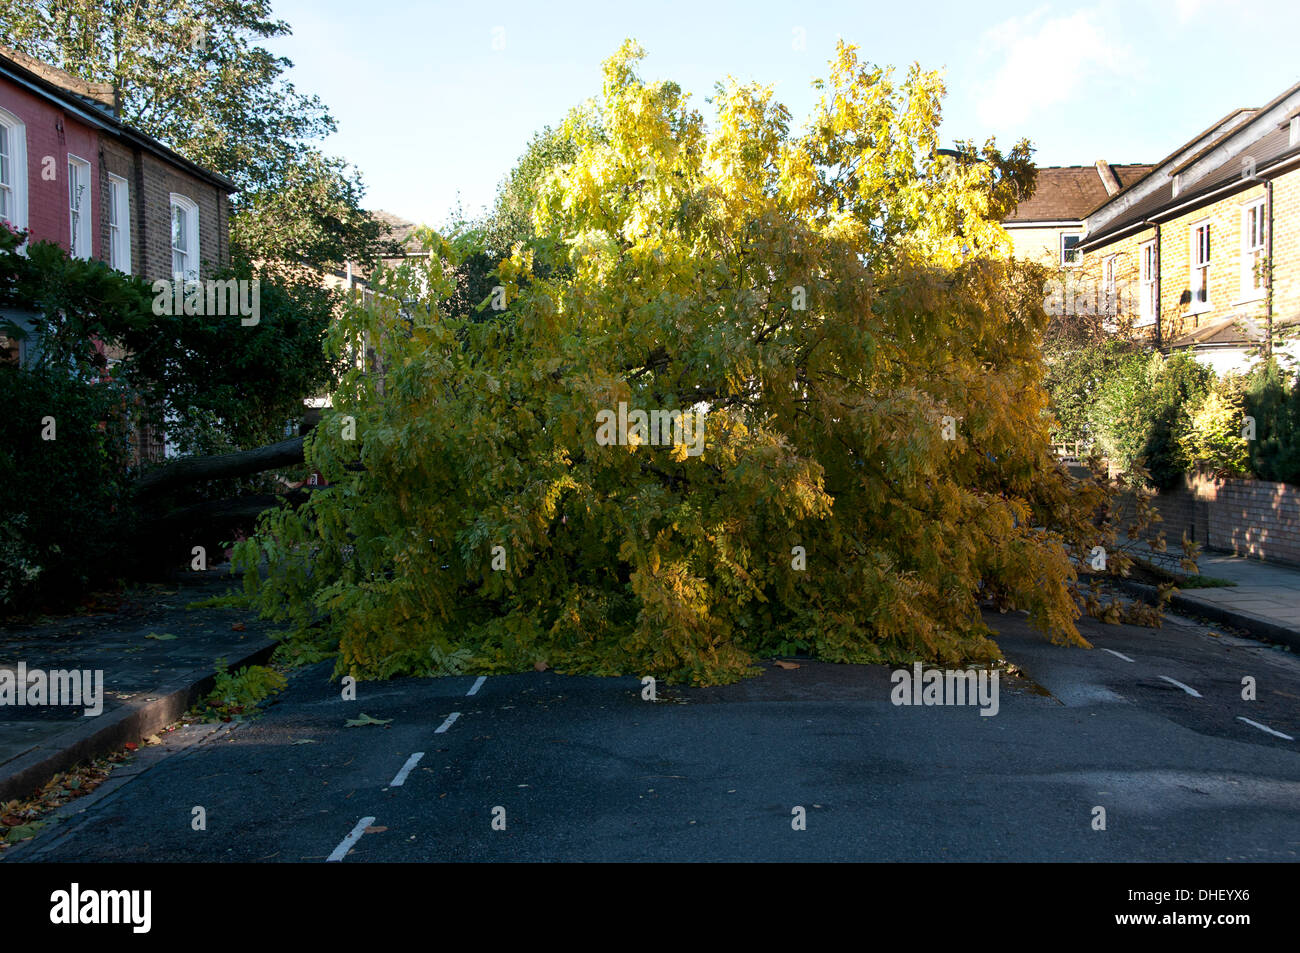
[0,568,276,804]
[1168,550,1300,646]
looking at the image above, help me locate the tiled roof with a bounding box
[1167,313,1299,348]
[1083,123,1300,248]
[372,210,425,255]
[0,48,235,192]
[1004,164,1154,223]
[0,44,116,116]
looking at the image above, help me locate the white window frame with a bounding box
[1138,239,1158,327]
[1240,198,1266,301]
[0,106,28,241]
[108,173,131,274]
[67,154,93,259]
[1189,219,1211,312]
[169,193,200,280]
[1060,232,1083,267]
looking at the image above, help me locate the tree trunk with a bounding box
[134,435,306,498]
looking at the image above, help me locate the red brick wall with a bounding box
[2,76,230,278]
[0,78,99,255]
[1132,471,1300,565]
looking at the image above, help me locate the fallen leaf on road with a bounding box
[774,660,800,669]
[144,632,177,641]
[4,822,43,843]
[344,713,393,727]
[364,825,387,834]
[291,739,318,745]
[231,622,247,631]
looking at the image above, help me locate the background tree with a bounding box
[237,40,1115,685]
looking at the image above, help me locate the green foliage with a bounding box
[1244,358,1300,484]
[0,514,44,609]
[1095,350,1213,489]
[124,261,344,454]
[0,236,155,375]
[481,109,605,259]
[0,364,135,613]
[185,590,253,610]
[0,228,144,612]
[1042,336,1144,444]
[237,40,1109,685]
[1,227,339,457]
[198,660,287,720]
[1179,377,1250,476]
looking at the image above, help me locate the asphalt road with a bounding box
[11,609,1300,862]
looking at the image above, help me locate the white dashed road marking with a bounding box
[435,712,461,733]
[1237,717,1294,741]
[327,816,376,862]
[1157,675,1202,698]
[390,752,424,787]
[467,676,486,696]
[1102,648,1134,662]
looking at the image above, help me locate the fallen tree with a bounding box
[232,42,1123,686]
[134,435,306,498]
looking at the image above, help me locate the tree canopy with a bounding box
[236,40,1112,685]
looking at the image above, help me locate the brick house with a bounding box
[1004,162,1153,267]
[0,46,236,460]
[1010,82,1300,375]
[306,209,425,416]
[0,45,236,358]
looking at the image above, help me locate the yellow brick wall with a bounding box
[1155,182,1268,341]
[1081,175,1298,345]
[1075,227,1152,324]
[1270,167,1300,325]
[1007,224,1082,267]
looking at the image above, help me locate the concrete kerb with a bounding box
[1110,578,1300,652]
[0,639,276,804]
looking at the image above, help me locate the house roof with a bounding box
[1081,121,1300,249]
[372,210,424,255]
[1166,313,1300,349]
[0,45,117,115]
[0,46,236,193]
[1004,163,1154,223]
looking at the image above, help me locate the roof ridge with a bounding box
[0,44,116,114]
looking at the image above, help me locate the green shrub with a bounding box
[1180,377,1250,476]
[1042,337,1144,444]
[0,366,136,613]
[1244,358,1300,484]
[199,661,287,721]
[1095,350,1213,489]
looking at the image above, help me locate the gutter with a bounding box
[1081,152,1299,254]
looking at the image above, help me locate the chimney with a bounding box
[1095,160,1121,196]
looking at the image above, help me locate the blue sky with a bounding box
[265,0,1300,229]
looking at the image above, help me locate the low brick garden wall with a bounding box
[1119,469,1300,566]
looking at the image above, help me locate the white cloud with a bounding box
[975,7,1134,130]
